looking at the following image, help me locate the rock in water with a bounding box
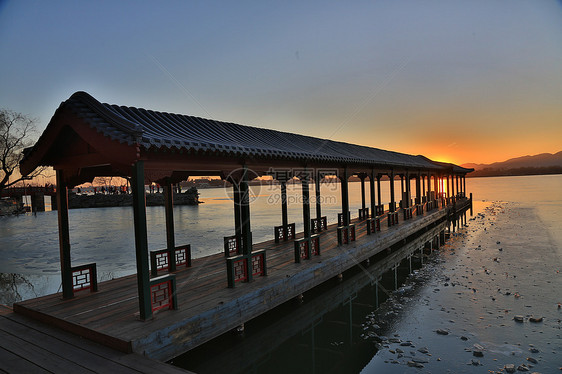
[436,329,449,335]
[407,361,424,368]
[513,315,524,322]
[504,363,516,373]
[529,316,543,323]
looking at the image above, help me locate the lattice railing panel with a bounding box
[71,263,97,293]
[149,274,177,312]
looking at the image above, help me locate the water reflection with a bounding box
[171,223,441,374]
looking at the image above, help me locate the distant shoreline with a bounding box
[466,169,562,178]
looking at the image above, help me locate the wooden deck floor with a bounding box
[13,202,469,362]
[0,305,193,374]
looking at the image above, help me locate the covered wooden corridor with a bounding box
[16,91,473,360]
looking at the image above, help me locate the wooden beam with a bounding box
[131,161,152,320]
[56,170,73,299]
[301,170,311,238]
[341,168,350,226]
[164,183,176,272]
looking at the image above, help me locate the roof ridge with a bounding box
[68,91,144,140]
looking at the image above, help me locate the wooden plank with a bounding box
[0,329,96,373]
[0,347,50,374]
[0,313,194,374]
[11,204,462,362]
[0,314,134,373]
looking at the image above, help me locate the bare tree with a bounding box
[0,109,46,194]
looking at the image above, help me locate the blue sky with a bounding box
[1,0,561,164]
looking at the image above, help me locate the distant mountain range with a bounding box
[461,151,562,177]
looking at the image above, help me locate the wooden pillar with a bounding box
[421,175,425,202]
[31,193,45,212]
[240,166,253,281]
[301,170,311,238]
[370,170,376,217]
[400,174,404,207]
[315,174,322,222]
[163,182,176,272]
[447,175,450,199]
[434,175,439,200]
[405,172,411,208]
[455,175,460,194]
[376,174,382,208]
[415,173,421,204]
[427,173,431,202]
[341,168,350,226]
[50,193,57,211]
[281,180,289,228]
[240,166,252,256]
[56,170,73,299]
[389,172,395,212]
[232,180,243,241]
[359,173,366,211]
[131,161,152,320]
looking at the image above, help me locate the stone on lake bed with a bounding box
[517,365,530,372]
[472,350,484,357]
[407,361,424,368]
[529,316,543,323]
[504,363,516,373]
[436,329,449,335]
[526,357,538,364]
[513,315,524,322]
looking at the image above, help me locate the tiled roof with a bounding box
[22,91,473,174]
[61,91,446,169]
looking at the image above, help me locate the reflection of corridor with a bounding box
[174,214,456,374]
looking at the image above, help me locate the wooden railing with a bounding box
[337,224,356,246]
[366,216,380,235]
[387,211,399,227]
[375,204,385,216]
[71,263,98,294]
[415,203,424,216]
[358,207,369,220]
[294,234,320,263]
[226,250,267,288]
[149,274,177,312]
[310,216,327,233]
[338,212,351,227]
[150,245,192,276]
[274,223,295,243]
[224,233,251,257]
[403,207,413,220]
[426,200,437,211]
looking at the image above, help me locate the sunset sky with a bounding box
[1,1,561,166]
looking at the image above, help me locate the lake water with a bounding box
[1,175,561,373]
[0,178,414,302]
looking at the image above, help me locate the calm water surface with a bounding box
[1,175,561,373]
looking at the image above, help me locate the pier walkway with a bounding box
[13,199,470,362]
[0,305,192,373]
[14,91,474,366]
